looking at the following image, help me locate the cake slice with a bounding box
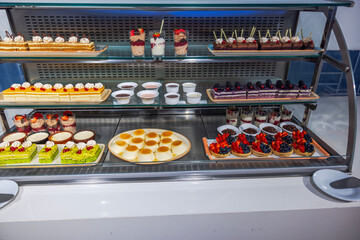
[39,141,59,163]
[61,140,101,164]
[2,84,25,102]
[60,141,77,163]
[297,80,312,98]
[0,141,37,165]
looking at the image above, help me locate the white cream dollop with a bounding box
[32,36,42,43]
[226,37,235,43]
[86,140,96,147]
[80,38,90,44]
[43,84,52,90]
[55,36,65,43]
[0,141,10,149]
[65,84,74,89]
[94,83,103,89]
[281,36,290,43]
[22,82,31,88]
[22,141,32,148]
[68,36,78,43]
[11,141,21,148]
[236,37,245,42]
[271,36,280,43]
[34,82,43,89]
[246,37,255,43]
[75,83,84,89]
[11,84,21,89]
[215,38,223,44]
[43,36,53,43]
[303,37,313,43]
[65,141,75,149]
[85,83,94,89]
[3,37,13,43]
[53,83,63,89]
[76,142,86,150]
[14,35,24,43]
[291,36,301,43]
[45,141,55,148]
[260,37,269,43]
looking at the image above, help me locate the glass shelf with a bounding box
[0,45,321,63]
[0,0,353,8]
[0,80,318,108]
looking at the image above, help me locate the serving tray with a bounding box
[0,144,105,168]
[109,128,191,165]
[202,137,329,161]
[0,45,108,57]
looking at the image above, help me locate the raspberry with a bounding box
[86,146,93,151]
[77,150,82,154]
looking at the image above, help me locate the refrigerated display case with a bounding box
[0,0,356,184]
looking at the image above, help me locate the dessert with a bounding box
[0,32,28,51]
[276,80,288,98]
[138,148,155,162]
[73,130,95,143]
[49,131,73,144]
[165,93,180,105]
[231,141,251,157]
[145,132,160,143]
[173,29,188,56]
[256,133,275,145]
[60,111,76,133]
[290,31,303,50]
[112,140,127,154]
[130,28,145,57]
[112,90,133,104]
[209,133,234,158]
[133,129,146,139]
[298,80,312,98]
[251,141,272,157]
[281,107,294,122]
[254,109,268,127]
[137,90,159,105]
[240,107,253,124]
[285,80,299,98]
[186,92,202,104]
[159,138,173,148]
[211,82,247,100]
[270,34,282,50]
[262,126,278,135]
[2,132,26,144]
[70,82,105,102]
[155,146,173,161]
[150,31,165,57]
[259,30,271,50]
[280,30,292,50]
[271,139,293,157]
[144,140,158,152]
[268,108,281,125]
[275,132,293,145]
[63,140,101,164]
[161,131,176,141]
[243,128,258,135]
[13,115,31,134]
[0,140,37,164]
[26,131,49,144]
[182,82,196,93]
[39,141,59,163]
[142,82,162,91]
[293,138,315,156]
[118,82,138,91]
[302,31,314,50]
[130,138,145,149]
[45,113,61,134]
[119,133,132,144]
[237,134,255,146]
[60,141,76,162]
[225,34,236,50]
[2,83,24,102]
[246,27,258,50]
[264,79,278,98]
[246,82,259,99]
[212,31,226,50]
[165,83,180,93]
[171,140,187,155]
[122,145,139,160]
[281,122,302,135]
[221,128,237,135]
[235,29,247,50]
[293,130,313,143]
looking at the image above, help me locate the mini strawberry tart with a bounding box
[292,130,313,143]
[293,138,315,156]
[251,141,272,157]
[255,133,275,145]
[274,132,293,144]
[231,140,251,157]
[271,139,293,157]
[237,133,255,146]
[209,134,231,158]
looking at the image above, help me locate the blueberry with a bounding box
[245,135,255,144]
[283,136,293,144]
[304,134,313,143]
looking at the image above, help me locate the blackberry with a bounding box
[304,142,314,153]
[265,79,273,88]
[260,143,271,153]
[265,135,275,145]
[279,143,292,153]
[276,80,284,89]
[304,133,313,143]
[245,135,255,144]
[226,136,236,145]
[282,136,293,144]
[240,142,250,154]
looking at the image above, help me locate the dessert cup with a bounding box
[30,113,46,132]
[165,93,180,105]
[60,111,76,134]
[73,130,96,143]
[49,131,73,144]
[239,123,261,137]
[129,29,145,57]
[137,90,159,105]
[111,90,134,104]
[142,82,162,92]
[186,92,202,104]
[254,109,268,127]
[259,123,282,136]
[117,82,138,92]
[26,131,49,144]
[182,82,196,93]
[268,107,281,125]
[2,132,26,144]
[13,115,31,134]
[226,107,239,126]
[45,113,61,134]
[165,83,180,93]
[240,107,253,125]
[149,30,165,57]
[173,29,188,56]
[280,106,294,122]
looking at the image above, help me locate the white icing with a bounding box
[215,38,223,44]
[68,36,78,43]
[271,36,280,43]
[53,83,63,89]
[65,84,74,90]
[34,82,43,89]
[55,36,65,43]
[86,140,96,147]
[291,36,301,43]
[65,141,75,149]
[32,36,42,43]
[27,132,49,142]
[246,37,255,43]
[22,82,31,88]
[14,35,24,43]
[94,83,103,89]
[45,141,55,148]
[11,84,21,89]
[0,141,10,149]
[236,37,245,42]
[76,142,86,150]
[226,37,235,43]
[260,37,269,43]
[43,84,52,90]
[11,141,21,148]
[43,36,53,43]
[3,37,13,43]
[75,83,84,89]
[281,36,290,43]
[22,141,32,148]
[85,83,95,89]
[150,37,165,56]
[80,38,90,44]
[303,37,313,43]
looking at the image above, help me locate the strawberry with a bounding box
[138,28,144,34]
[46,114,52,120]
[31,117,37,123]
[61,115,69,121]
[63,110,73,116]
[10,87,15,90]
[233,40,237,44]
[222,40,225,44]
[153,33,161,38]
[15,115,24,121]
[130,30,135,36]
[299,145,305,153]
[33,113,43,118]
[20,87,25,90]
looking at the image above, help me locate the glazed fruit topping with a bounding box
[293,139,314,153]
[174,29,186,35]
[293,130,312,143]
[18,147,25,152]
[20,87,25,90]
[10,87,15,90]
[63,89,67,92]
[252,142,271,153]
[45,148,52,152]
[74,88,79,91]
[31,87,36,91]
[86,146,93,151]
[256,133,269,144]
[40,87,45,91]
[77,150,82,154]
[231,141,250,154]
[63,148,70,153]
[0,148,5,152]
[237,134,255,145]
[152,33,161,38]
[272,139,292,153]
[51,88,56,91]
[15,115,24,121]
[61,115,69,121]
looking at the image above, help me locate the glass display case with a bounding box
[0,0,356,184]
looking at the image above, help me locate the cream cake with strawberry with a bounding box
[173,29,188,56]
[0,140,37,165]
[39,141,59,163]
[130,28,145,57]
[60,110,76,133]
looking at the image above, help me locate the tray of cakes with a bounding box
[209,28,322,57]
[0,82,111,103]
[0,32,107,57]
[203,124,329,161]
[108,129,191,164]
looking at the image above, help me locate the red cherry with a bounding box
[253,40,256,43]
[10,87,15,90]
[20,87,25,90]
[94,88,98,91]
[86,146,93,151]
[214,88,218,91]
[267,40,270,43]
[276,40,279,43]
[31,87,35,91]
[77,150,82,154]
[222,40,225,44]
[299,41,303,44]
[233,40,237,44]
[52,88,56,91]
[74,88,79,91]
[84,88,89,91]
[63,148,70,153]
[10,147,17,152]
[287,40,291,43]
[15,115,24,120]
[18,147,25,152]
[242,40,246,43]
[45,148,51,152]
[40,87,45,91]
[63,89,67,92]
[0,149,4,152]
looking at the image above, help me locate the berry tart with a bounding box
[292,130,313,143]
[237,133,256,146]
[293,138,315,156]
[209,133,231,158]
[256,133,275,145]
[251,141,272,157]
[231,141,251,157]
[275,132,293,144]
[271,139,293,157]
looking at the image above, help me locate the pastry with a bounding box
[173,29,188,56]
[138,148,156,162]
[2,83,23,102]
[291,34,303,50]
[133,129,146,139]
[73,130,95,143]
[293,139,315,156]
[130,137,145,149]
[259,31,271,50]
[159,138,173,148]
[246,27,258,50]
[285,80,299,98]
[292,130,313,143]
[2,132,26,144]
[276,80,288,98]
[231,141,251,157]
[234,29,247,50]
[60,111,76,133]
[39,141,59,163]
[246,82,259,99]
[171,140,187,155]
[0,141,37,164]
[130,28,145,57]
[45,113,61,134]
[251,141,272,157]
[64,140,101,164]
[271,139,293,157]
[302,31,314,50]
[275,132,293,145]
[213,37,226,50]
[122,145,139,160]
[13,114,31,134]
[161,131,176,141]
[256,133,275,145]
[155,146,173,161]
[144,140,158,152]
[0,32,28,51]
[30,112,46,132]
[145,132,160,143]
[60,141,76,162]
[49,131,73,144]
[209,133,232,158]
[270,34,282,50]
[118,133,132,144]
[237,134,255,146]
[297,80,312,98]
[112,140,127,154]
[26,131,49,144]
[211,82,247,100]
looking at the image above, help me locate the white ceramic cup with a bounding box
[182,82,196,93]
[186,92,202,104]
[137,90,159,104]
[164,93,180,105]
[111,90,134,104]
[165,83,180,93]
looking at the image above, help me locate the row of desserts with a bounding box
[0,31,94,51]
[213,28,314,51]
[3,82,105,102]
[0,139,101,165]
[211,80,311,100]
[209,130,315,159]
[111,129,188,162]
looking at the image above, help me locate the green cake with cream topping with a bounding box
[0,140,37,165]
[61,140,101,164]
[39,141,59,163]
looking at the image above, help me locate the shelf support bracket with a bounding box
[322,54,350,72]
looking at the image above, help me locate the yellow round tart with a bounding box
[161,131,176,141]
[155,146,173,161]
[130,137,145,149]
[112,140,127,154]
[119,133,132,144]
[133,129,146,139]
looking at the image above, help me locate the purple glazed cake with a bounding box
[211,82,246,99]
[276,80,288,98]
[265,79,278,98]
[297,80,312,98]
[246,82,259,99]
[285,80,299,98]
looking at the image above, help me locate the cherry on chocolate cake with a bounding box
[285,80,294,89]
[266,79,275,89]
[298,80,307,89]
